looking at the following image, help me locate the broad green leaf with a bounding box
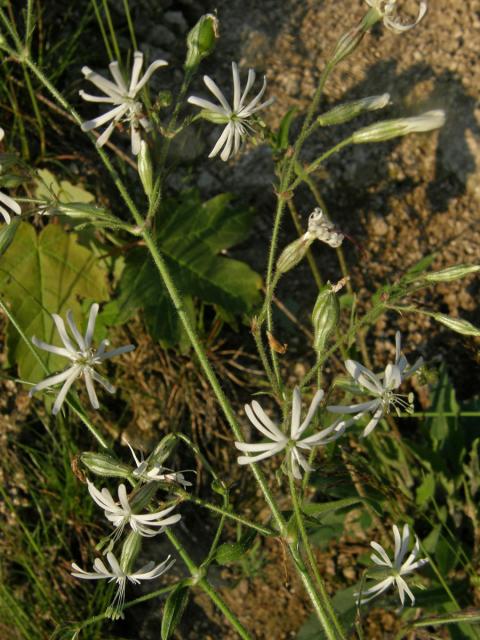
[34,168,94,203]
[111,190,261,347]
[215,530,257,565]
[0,222,109,382]
[276,107,297,150]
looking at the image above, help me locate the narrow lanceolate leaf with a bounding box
[0,222,109,382]
[412,608,480,628]
[161,583,190,640]
[433,314,480,337]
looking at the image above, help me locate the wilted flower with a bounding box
[307,208,344,248]
[0,128,21,224]
[328,332,423,436]
[127,442,192,488]
[188,61,274,161]
[29,303,135,415]
[87,481,181,539]
[356,524,428,606]
[235,387,345,479]
[80,51,167,154]
[72,551,174,620]
[366,0,427,33]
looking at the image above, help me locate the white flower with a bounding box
[235,387,345,480]
[72,550,174,620]
[366,0,427,33]
[88,480,181,539]
[328,332,423,437]
[0,128,21,224]
[127,442,192,488]
[29,303,135,415]
[356,524,428,607]
[307,208,344,248]
[80,51,167,154]
[188,61,274,161]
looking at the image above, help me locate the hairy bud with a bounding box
[318,94,390,127]
[422,264,480,283]
[312,284,340,354]
[80,452,132,480]
[185,14,219,70]
[138,140,153,197]
[276,234,314,274]
[352,110,446,144]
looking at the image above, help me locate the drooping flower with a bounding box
[366,0,427,33]
[71,551,174,620]
[328,332,423,437]
[87,481,181,539]
[0,128,21,224]
[187,61,274,161]
[235,387,345,479]
[127,442,193,488]
[80,51,167,154]
[29,303,135,415]
[356,524,428,606]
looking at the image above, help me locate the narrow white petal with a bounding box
[234,441,283,453]
[29,367,79,395]
[231,62,241,111]
[203,75,232,113]
[97,344,134,361]
[296,389,324,438]
[370,541,392,566]
[52,367,82,414]
[131,124,141,155]
[66,310,86,351]
[237,442,285,464]
[51,313,76,352]
[31,336,74,360]
[83,369,99,409]
[220,125,235,161]
[358,577,394,603]
[346,360,383,395]
[131,555,175,581]
[81,104,127,131]
[208,123,232,159]
[238,69,256,110]
[290,387,302,439]
[95,120,116,148]
[239,76,267,115]
[91,370,116,394]
[108,61,128,93]
[362,406,384,437]
[187,96,226,114]
[79,90,117,104]
[134,59,168,94]
[247,400,286,441]
[327,399,380,414]
[0,205,11,224]
[81,67,124,99]
[0,190,22,215]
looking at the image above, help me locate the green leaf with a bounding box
[302,496,383,518]
[413,608,480,629]
[402,254,436,281]
[415,472,436,507]
[161,583,190,640]
[215,530,257,565]
[0,222,109,382]
[276,107,297,150]
[297,586,358,639]
[111,190,261,347]
[34,168,94,203]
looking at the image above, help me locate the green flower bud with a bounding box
[422,264,480,283]
[276,233,314,274]
[80,452,132,480]
[318,94,390,127]
[150,433,178,467]
[130,481,159,512]
[433,314,480,337]
[185,14,219,70]
[352,110,445,144]
[120,530,142,574]
[312,284,340,354]
[328,10,379,67]
[138,140,153,198]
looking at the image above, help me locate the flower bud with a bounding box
[433,314,480,337]
[328,9,380,67]
[130,481,159,512]
[185,14,219,70]
[422,264,480,283]
[318,94,390,127]
[312,284,340,354]
[276,234,314,274]
[150,433,178,467]
[138,140,153,198]
[352,110,446,144]
[120,530,142,574]
[80,452,132,480]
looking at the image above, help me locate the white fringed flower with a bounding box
[188,61,274,161]
[80,51,167,154]
[88,481,181,539]
[0,128,21,224]
[235,387,345,479]
[366,0,427,33]
[356,524,428,606]
[328,332,423,437]
[29,303,135,415]
[127,442,192,488]
[72,551,174,620]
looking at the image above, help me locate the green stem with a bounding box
[177,491,275,537]
[165,529,253,640]
[289,137,353,191]
[288,466,345,640]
